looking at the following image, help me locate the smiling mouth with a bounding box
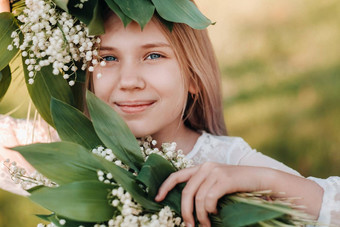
[114,101,156,114]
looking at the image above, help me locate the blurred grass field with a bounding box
[0,0,339,226]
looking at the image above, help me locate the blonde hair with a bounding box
[86,13,227,136]
[152,18,227,136]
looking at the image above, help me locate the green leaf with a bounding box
[70,79,85,111]
[51,98,102,150]
[0,12,19,71]
[73,66,86,83]
[67,0,95,24]
[95,155,163,212]
[68,62,86,111]
[86,0,105,35]
[0,65,11,102]
[137,154,176,198]
[105,0,132,27]
[36,213,94,227]
[137,154,183,215]
[27,185,45,194]
[36,213,55,222]
[30,181,115,222]
[221,202,284,227]
[52,0,69,12]
[86,91,144,172]
[23,60,74,127]
[113,0,155,29]
[209,214,223,227]
[151,0,211,29]
[12,142,104,185]
[157,15,174,32]
[67,0,105,35]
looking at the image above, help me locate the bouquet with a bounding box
[3,91,313,227]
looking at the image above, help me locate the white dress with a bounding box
[0,116,339,226]
[187,132,340,226]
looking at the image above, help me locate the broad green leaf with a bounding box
[209,214,223,227]
[137,154,176,198]
[95,155,163,212]
[70,79,85,111]
[12,142,104,185]
[67,0,105,35]
[30,181,115,222]
[86,0,105,35]
[36,213,94,227]
[23,60,74,127]
[27,185,45,194]
[69,63,86,111]
[86,91,144,172]
[113,0,155,29]
[67,0,96,24]
[221,202,284,227]
[52,0,69,12]
[137,154,182,214]
[105,0,132,27]
[0,65,11,102]
[51,98,102,149]
[75,72,86,83]
[0,12,19,71]
[157,15,174,32]
[35,213,55,222]
[151,0,211,29]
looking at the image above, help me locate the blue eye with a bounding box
[103,56,117,61]
[146,53,161,60]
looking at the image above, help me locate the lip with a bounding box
[114,100,156,114]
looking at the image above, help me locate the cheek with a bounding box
[156,74,188,115]
[92,68,115,101]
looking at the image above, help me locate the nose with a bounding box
[118,61,146,91]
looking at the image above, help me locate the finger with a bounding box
[195,175,217,227]
[181,163,216,226]
[204,180,234,214]
[0,0,10,12]
[155,166,198,201]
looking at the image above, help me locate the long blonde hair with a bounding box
[86,14,227,136]
[152,18,227,136]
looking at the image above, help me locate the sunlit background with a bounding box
[0,0,339,225]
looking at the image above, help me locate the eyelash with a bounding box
[145,53,163,60]
[100,53,164,62]
[102,56,117,62]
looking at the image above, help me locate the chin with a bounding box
[127,124,154,139]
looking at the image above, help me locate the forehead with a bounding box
[100,15,170,46]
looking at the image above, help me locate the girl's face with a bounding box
[93,16,192,141]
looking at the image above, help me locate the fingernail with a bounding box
[185,223,192,227]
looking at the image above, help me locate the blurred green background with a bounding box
[0,0,339,226]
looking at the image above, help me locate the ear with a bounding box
[188,79,198,95]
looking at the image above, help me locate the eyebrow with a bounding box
[99,42,171,51]
[99,46,117,51]
[141,42,171,49]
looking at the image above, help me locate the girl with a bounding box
[0,1,339,226]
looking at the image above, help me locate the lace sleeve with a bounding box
[0,115,58,195]
[0,115,58,145]
[187,132,300,176]
[307,176,340,226]
[236,140,301,176]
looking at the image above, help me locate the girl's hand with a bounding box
[0,125,35,174]
[0,0,10,12]
[155,162,323,227]
[155,162,269,227]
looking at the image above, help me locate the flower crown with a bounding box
[0,0,212,125]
